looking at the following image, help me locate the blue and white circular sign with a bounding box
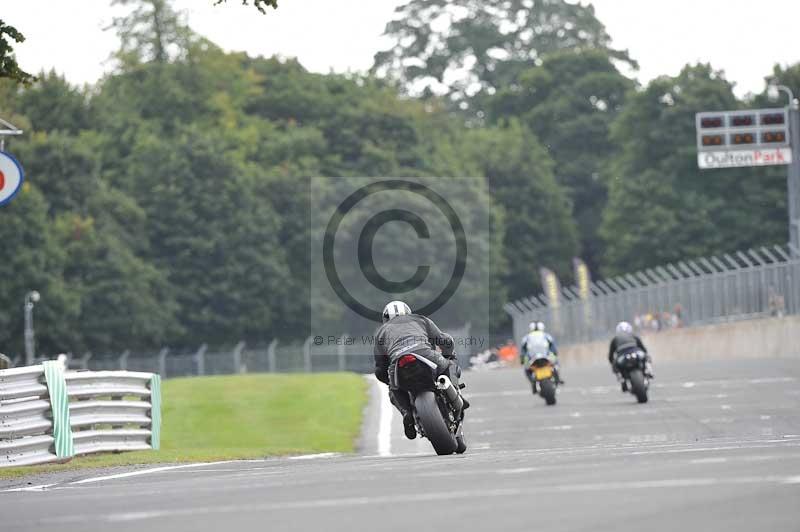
[0,151,24,206]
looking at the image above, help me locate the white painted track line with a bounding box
[377,379,392,457]
[0,453,343,492]
[71,461,255,485]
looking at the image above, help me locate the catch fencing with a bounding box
[12,324,475,379]
[505,245,800,346]
[0,362,161,468]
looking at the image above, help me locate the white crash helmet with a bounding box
[529,321,545,332]
[616,321,634,334]
[382,301,412,323]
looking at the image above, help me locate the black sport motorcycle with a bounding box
[614,349,650,403]
[390,352,467,455]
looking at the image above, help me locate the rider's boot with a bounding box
[390,389,417,440]
[644,361,655,379]
[615,372,627,392]
[402,412,417,440]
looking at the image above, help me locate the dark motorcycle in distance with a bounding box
[615,350,650,403]
[391,352,467,455]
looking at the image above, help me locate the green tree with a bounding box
[488,49,634,270]
[1,0,278,87]
[751,63,800,109]
[17,71,91,134]
[465,121,579,297]
[53,200,179,353]
[214,0,278,12]
[11,131,102,216]
[0,184,78,357]
[244,56,473,178]
[108,0,194,66]
[601,64,787,275]
[4,122,180,354]
[110,128,292,344]
[372,0,632,111]
[0,19,34,84]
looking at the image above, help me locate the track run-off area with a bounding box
[2,357,799,531]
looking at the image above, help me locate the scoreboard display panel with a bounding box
[696,108,790,152]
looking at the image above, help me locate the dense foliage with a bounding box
[0,19,35,84]
[0,0,797,356]
[372,0,633,114]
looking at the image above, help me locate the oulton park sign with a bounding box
[696,108,793,170]
[698,147,793,169]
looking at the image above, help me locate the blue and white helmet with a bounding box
[616,321,634,334]
[382,301,412,323]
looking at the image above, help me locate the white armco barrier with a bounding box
[0,363,161,468]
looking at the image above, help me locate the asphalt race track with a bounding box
[2,357,799,531]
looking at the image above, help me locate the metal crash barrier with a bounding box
[0,361,161,468]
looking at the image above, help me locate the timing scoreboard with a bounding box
[695,108,792,169]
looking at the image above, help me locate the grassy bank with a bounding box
[0,372,367,479]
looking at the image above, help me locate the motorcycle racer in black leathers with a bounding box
[608,321,654,391]
[373,300,468,440]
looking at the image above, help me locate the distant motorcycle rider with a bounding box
[520,321,563,389]
[608,321,654,391]
[374,301,468,440]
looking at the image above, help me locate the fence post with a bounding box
[722,255,742,319]
[759,247,782,314]
[619,276,637,326]
[158,347,169,379]
[267,339,277,373]
[232,341,245,374]
[589,282,608,340]
[194,344,207,376]
[747,250,768,314]
[792,253,800,314]
[634,272,653,319]
[118,350,130,370]
[303,336,313,372]
[596,280,614,334]
[733,252,754,315]
[504,303,523,344]
[706,257,725,320]
[80,351,93,370]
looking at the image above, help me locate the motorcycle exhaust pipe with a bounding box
[436,375,464,412]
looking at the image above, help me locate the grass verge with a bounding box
[0,372,367,479]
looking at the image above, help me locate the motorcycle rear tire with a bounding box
[539,378,557,406]
[415,391,457,455]
[630,369,649,403]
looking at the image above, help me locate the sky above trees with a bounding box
[2,0,799,96]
